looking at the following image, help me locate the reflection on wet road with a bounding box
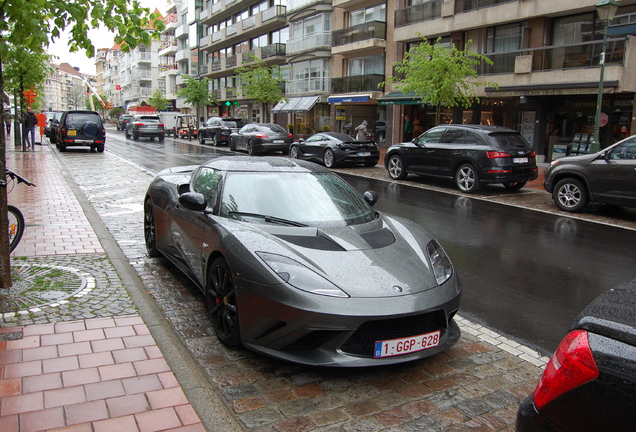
[105,128,636,355]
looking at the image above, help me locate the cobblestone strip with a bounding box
[57,150,545,431]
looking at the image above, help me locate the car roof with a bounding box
[202,156,331,173]
[432,124,518,134]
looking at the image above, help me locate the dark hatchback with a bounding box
[198,116,245,146]
[384,124,538,193]
[543,136,636,212]
[516,279,636,431]
[289,131,379,168]
[52,110,105,152]
[229,123,293,155]
[116,114,133,131]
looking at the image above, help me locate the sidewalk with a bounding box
[1,144,208,432]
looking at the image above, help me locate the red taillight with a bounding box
[135,122,144,126]
[287,133,293,138]
[486,151,510,158]
[533,330,599,410]
[158,123,164,127]
[254,133,267,138]
[529,151,536,157]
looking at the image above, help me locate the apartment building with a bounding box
[40,63,91,112]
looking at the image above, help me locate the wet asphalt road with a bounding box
[103,128,636,356]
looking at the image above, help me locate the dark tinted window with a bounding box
[464,131,487,145]
[490,132,531,149]
[260,124,287,134]
[416,127,446,144]
[220,120,239,127]
[139,116,160,123]
[66,113,101,126]
[440,129,465,143]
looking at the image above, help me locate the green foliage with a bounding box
[236,54,287,106]
[383,35,499,111]
[110,107,125,118]
[148,88,171,112]
[176,75,218,110]
[3,47,52,109]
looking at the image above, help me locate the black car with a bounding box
[125,115,165,142]
[52,110,105,152]
[44,111,62,138]
[384,124,538,193]
[516,279,636,431]
[116,114,133,131]
[229,123,293,155]
[289,132,379,168]
[543,135,636,212]
[198,116,245,146]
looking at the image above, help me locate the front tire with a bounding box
[199,134,206,145]
[455,164,481,193]
[144,197,161,257]
[247,141,254,155]
[289,145,299,159]
[553,178,588,212]
[212,134,218,147]
[8,205,25,253]
[229,138,236,151]
[323,149,336,168]
[206,258,241,347]
[387,154,407,180]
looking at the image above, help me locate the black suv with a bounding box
[125,115,165,141]
[198,117,245,146]
[384,124,538,193]
[543,136,636,212]
[53,110,105,152]
[116,114,133,131]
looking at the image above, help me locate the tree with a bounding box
[176,75,218,121]
[0,0,165,288]
[110,106,125,119]
[236,54,287,121]
[148,88,171,112]
[383,34,499,124]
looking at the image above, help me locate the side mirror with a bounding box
[298,138,305,144]
[363,190,379,207]
[178,192,208,212]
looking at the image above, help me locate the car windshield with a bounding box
[490,132,531,149]
[220,120,239,127]
[219,172,376,227]
[327,132,357,141]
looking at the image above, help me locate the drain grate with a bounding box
[0,264,94,314]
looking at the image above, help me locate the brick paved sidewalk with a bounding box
[2,146,207,431]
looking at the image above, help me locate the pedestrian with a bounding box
[4,111,11,135]
[24,109,38,150]
[404,115,414,142]
[355,120,369,141]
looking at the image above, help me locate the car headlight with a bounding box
[426,240,453,285]
[256,252,349,298]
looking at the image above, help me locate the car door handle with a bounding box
[454,152,462,155]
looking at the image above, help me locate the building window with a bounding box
[348,54,384,76]
[350,4,386,26]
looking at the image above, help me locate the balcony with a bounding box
[176,50,189,62]
[226,55,237,68]
[159,40,178,55]
[476,38,626,75]
[332,21,386,49]
[175,24,188,39]
[287,78,330,95]
[287,32,331,55]
[395,0,442,28]
[135,52,153,63]
[455,0,516,13]
[331,74,384,94]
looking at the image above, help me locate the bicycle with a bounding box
[3,169,36,252]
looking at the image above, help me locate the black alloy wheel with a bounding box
[143,197,161,257]
[387,154,407,180]
[206,258,241,346]
[199,133,206,145]
[553,178,588,212]
[455,163,481,193]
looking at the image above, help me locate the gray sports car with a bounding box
[144,156,462,366]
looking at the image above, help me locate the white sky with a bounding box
[46,0,166,75]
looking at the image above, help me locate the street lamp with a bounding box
[591,0,620,153]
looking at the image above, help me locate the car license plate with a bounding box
[513,157,528,163]
[357,152,371,157]
[68,130,77,136]
[374,330,441,358]
[273,140,284,143]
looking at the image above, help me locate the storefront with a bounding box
[272,96,330,138]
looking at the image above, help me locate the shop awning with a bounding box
[272,96,320,113]
[328,94,371,103]
[377,92,423,105]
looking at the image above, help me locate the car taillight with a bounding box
[486,151,510,158]
[135,122,144,126]
[254,133,267,138]
[533,330,599,410]
[529,151,536,157]
[287,133,293,138]
[158,123,164,127]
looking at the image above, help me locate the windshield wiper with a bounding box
[228,211,308,227]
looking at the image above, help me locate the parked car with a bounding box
[143,156,461,366]
[43,111,62,138]
[174,114,198,140]
[289,131,379,168]
[198,116,245,146]
[516,278,636,431]
[375,121,386,141]
[116,114,133,131]
[229,123,293,155]
[384,124,538,193]
[52,110,105,152]
[125,115,165,142]
[543,135,636,212]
